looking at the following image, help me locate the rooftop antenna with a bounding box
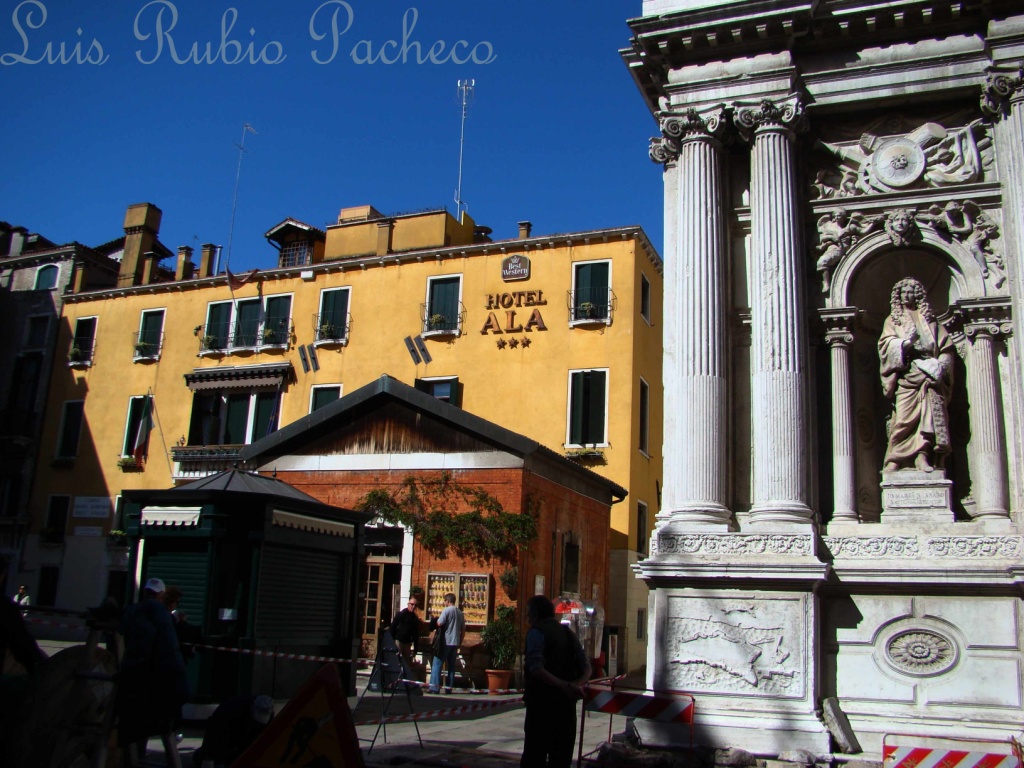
[454,80,475,220]
[225,123,257,272]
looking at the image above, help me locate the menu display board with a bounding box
[426,572,491,626]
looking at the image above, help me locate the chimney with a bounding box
[141,252,158,285]
[118,203,162,288]
[175,245,194,281]
[198,243,217,278]
[376,219,394,256]
[72,262,87,293]
[517,221,532,239]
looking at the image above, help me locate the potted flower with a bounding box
[199,334,218,351]
[134,340,155,357]
[68,343,85,362]
[576,301,596,319]
[480,605,519,692]
[318,323,338,341]
[261,326,279,344]
[428,313,448,330]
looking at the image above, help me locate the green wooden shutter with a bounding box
[569,371,606,445]
[256,545,345,643]
[321,290,348,329]
[575,262,610,319]
[223,394,251,444]
[235,300,260,346]
[207,304,231,348]
[429,278,460,330]
[253,392,279,440]
[140,311,164,346]
[312,387,340,412]
[264,296,291,342]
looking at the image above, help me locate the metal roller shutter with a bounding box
[256,545,343,643]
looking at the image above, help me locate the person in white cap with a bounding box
[117,575,189,767]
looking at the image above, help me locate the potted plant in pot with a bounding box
[480,604,518,693]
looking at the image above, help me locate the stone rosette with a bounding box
[883,628,959,677]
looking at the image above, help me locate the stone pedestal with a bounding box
[880,471,953,524]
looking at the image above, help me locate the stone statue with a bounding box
[878,278,954,472]
[815,208,880,292]
[918,200,1005,286]
[884,209,919,246]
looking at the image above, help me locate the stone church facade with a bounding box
[623,0,1024,756]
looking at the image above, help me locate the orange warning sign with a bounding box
[232,664,364,768]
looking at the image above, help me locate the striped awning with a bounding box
[185,363,292,391]
[141,506,202,527]
[272,509,354,538]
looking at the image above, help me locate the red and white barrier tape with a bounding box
[25,617,85,630]
[394,678,523,695]
[354,697,523,726]
[194,643,356,665]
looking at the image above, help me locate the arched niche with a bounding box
[825,230,979,521]
[828,228,987,312]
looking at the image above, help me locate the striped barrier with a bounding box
[354,697,522,726]
[882,735,1023,768]
[578,684,696,765]
[195,643,357,665]
[583,685,695,724]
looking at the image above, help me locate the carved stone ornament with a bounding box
[657,533,812,556]
[927,536,1023,558]
[733,96,806,141]
[815,208,882,292]
[883,209,920,246]
[884,629,958,677]
[649,135,679,165]
[980,66,1023,119]
[812,120,991,198]
[824,536,919,558]
[917,201,1005,288]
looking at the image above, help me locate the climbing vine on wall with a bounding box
[357,472,538,563]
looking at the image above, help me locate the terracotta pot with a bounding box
[485,668,512,693]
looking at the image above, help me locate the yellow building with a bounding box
[25,201,662,671]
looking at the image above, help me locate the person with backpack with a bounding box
[521,595,591,768]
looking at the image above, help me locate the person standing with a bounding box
[389,597,422,669]
[521,595,591,768]
[14,585,30,616]
[428,593,465,694]
[117,577,189,767]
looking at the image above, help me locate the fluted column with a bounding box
[981,67,1024,513]
[734,97,814,527]
[963,310,1012,519]
[650,108,731,530]
[821,310,857,523]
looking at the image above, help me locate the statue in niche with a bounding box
[878,278,954,473]
[815,208,881,292]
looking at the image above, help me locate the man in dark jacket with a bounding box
[389,598,422,668]
[521,595,591,768]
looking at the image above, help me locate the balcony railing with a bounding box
[567,288,616,325]
[68,338,96,366]
[197,319,294,354]
[314,312,351,345]
[170,445,248,480]
[420,303,466,337]
[132,331,164,360]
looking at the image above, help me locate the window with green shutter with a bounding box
[205,303,231,350]
[317,289,350,342]
[234,299,261,347]
[568,369,607,446]
[426,276,461,333]
[311,385,341,412]
[572,261,610,321]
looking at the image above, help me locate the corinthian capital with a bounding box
[733,95,806,141]
[980,65,1024,119]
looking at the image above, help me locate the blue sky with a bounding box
[0,1,664,272]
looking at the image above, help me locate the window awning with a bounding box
[141,506,202,527]
[185,363,292,391]
[272,509,354,538]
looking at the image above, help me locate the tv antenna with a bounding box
[454,80,475,219]
[225,122,257,272]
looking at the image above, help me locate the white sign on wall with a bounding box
[73,496,111,519]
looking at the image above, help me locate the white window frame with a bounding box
[315,287,352,345]
[570,259,613,326]
[201,293,294,354]
[565,368,610,448]
[415,375,460,406]
[309,384,343,413]
[34,263,59,290]
[189,388,281,446]
[135,308,166,361]
[55,400,85,459]
[121,395,152,458]
[638,376,650,457]
[423,274,464,337]
[70,316,98,367]
[640,272,652,325]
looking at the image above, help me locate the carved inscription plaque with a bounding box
[664,595,805,698]
[884,488,948,508]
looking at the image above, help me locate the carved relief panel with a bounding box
[660,592,809,698]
